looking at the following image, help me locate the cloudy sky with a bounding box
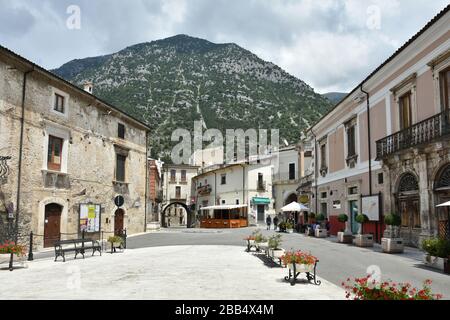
[0,0,448,93]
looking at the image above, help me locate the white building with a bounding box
[192,157,275,226]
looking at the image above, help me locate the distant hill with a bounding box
[52,34,333,161]
[323,92,347,105]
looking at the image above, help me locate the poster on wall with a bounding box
[79,204,101,232]
[361,195,380,221]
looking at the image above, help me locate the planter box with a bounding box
[256,242,269,252]
[423,255,448,272]
[287,263,314,273]
[286,229,294,234]
[337,232,353,244]
[270,248,285,260]
[315,228,327,238]
[381,238,404,253]
[354,234,374,247]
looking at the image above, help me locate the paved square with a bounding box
[0,245,344,300]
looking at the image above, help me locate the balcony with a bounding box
[376,109,450,160]
[257,180,267,191]
[197,184,212,196]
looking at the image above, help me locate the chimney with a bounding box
[83,81,93,94]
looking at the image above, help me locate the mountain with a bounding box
[52,35,333,162]
[323,92,347,105]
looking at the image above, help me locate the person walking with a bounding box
[266,215,272,230]
[273,216,279,231]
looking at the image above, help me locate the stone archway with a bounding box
[161,202,192,228]
[434,163,450,240]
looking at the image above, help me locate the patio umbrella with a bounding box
[281,201,309,212]
[437,201,450,207]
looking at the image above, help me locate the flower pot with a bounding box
[315,228,327,238]
[423,255,447,272]
[337,232,353,244]
[288,263,314,273]
[286,229,294,234]
[381,238,404,253]
[354,234,374,247]
[271,248,285,259]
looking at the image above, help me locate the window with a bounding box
[440,67,450,110]
[378,173,384,185]
[399,92,412,130]
[321,192,327,199]
[347,125,356,157]
[175,186,181,199]
[54,94,65,114]
[47,135,63,171]
[289,163,296,180]
[118,123,125,139]
[236,199,240,205]
[320,143,327,169]
[258,173,264,188]
[170,170,176,182]
[116,154,126,182]
[181,170,187,182]
[221,200,226,205]
[221,174,226,185]
[348,186,358,195]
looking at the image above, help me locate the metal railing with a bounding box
[257,180,267,191]
[376,109,450,160]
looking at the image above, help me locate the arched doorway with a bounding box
[44,203,62,247]
[114,209,125,236]
[161,202,191,228]
[396,172,420,247]
[434,164,450,240]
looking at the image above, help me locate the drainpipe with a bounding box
[15,68,34,240]
[144,131,149,232]
[310,129,318,214]
[360,85,373,196]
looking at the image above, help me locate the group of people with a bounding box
[265,215,281,230]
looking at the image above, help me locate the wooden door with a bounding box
[399,198,420,246]
[44,204,62,247]
[114,209,124,236]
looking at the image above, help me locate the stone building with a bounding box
[299,4,450,247]
[0,45,150,248]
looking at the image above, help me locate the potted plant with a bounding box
[244,230,261,252]
[278,221,286,233]
[108,236,124,253]
[354,214,374,247]
[422,238,450,274]
[314,214,327,238]
[342,277,442,300]
[337,214,353,243]
[268,234,285,262]
[381,214,404,253]
[0,241,27,267]
[281,250,318,273]
[285,222,294,234]
[254,233,269,253]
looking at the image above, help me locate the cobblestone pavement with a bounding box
[0,246,344,300]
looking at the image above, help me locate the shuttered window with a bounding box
[116,154,126,182]
[47,135,63,171]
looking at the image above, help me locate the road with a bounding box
[29,226,450,298]
[127,227,450,298]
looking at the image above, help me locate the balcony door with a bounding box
[440,67,450,110]
[399,92,412,130]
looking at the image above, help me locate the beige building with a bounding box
[0,45,150,248]
[300,5,450,247]
[161,164,199,227]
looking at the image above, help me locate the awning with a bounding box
[437,201,450,207]
[281,201,309,212]
[251,197,271,205]
[200,204,248,210]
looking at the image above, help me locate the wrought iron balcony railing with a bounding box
[197,184,212,196]
[257,181,266,191]
[376,109,450,160]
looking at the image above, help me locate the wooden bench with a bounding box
[54,239,101,262]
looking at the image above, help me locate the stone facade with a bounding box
[0,47,149,248]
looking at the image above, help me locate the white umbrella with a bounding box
[437,201,450,207]
[281,201,309,212]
